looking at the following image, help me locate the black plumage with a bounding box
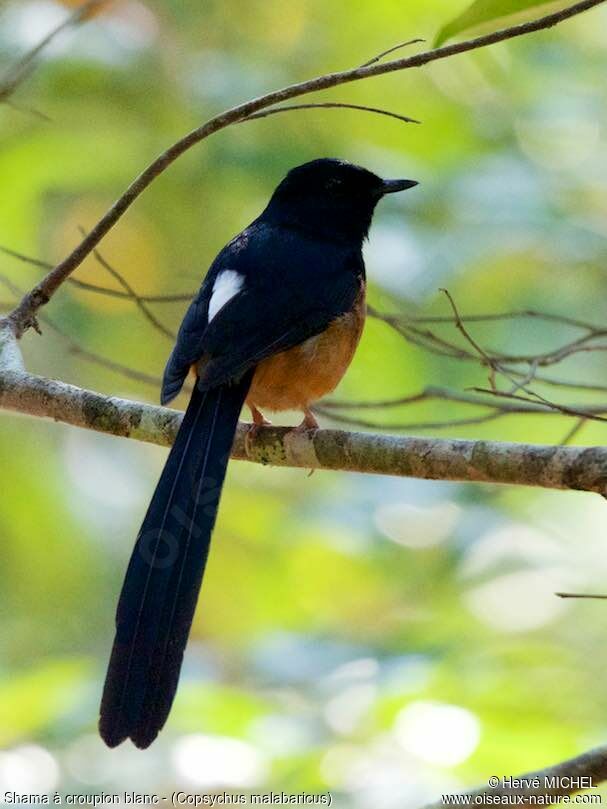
[100,375,252,748]
[100,158,417,748]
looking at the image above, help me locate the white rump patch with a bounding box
[208,270,244,322]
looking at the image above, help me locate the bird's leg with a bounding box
[245,404,272,455]
[293,407,319,433]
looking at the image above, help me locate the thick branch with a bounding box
[5,0,605,335]
[2,362,607,495]
[423,745,607,809]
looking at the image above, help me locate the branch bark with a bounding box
[2,354,607,495]
[4,0,605,336]
[423,744,607,809]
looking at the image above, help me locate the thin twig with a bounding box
[322,386,596,414]
[315,405,507,431]
[360,38,426,68]
[422,745,607,809]
[246,102,420,125]
[45,314,162,388]
[471,387,607,423]
[3,357,607,496]
[378,309,607,380]
[6,0,605,336]
[6,240,607,422]
[0,245,194,302]
[405,308,601,330]
[530,374,607,394]
[370,306,607,377]
[560,417,588,445]
[0,274,163,388]
[507,357,539,395]
[79,229,176,340]
[7,239,607,425]
[441,288,500,388]
[438,290,607,421]
[4,98,52,122]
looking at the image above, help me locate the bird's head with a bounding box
[262,158,418,243]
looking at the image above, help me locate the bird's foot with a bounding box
[245,406,272,455]
[292,408,320,434]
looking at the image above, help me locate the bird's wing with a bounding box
[161,273,216,404]
[161,224,363,402]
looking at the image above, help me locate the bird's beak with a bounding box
[381,178,419,194]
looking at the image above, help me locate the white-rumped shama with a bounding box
[99,158,418,748]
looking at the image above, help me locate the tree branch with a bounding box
[423,744,607,809]
[360,38,426,68]
[4,0,605,336]
[6,256,607,430]
[0,245,194,302]
[83,234,176,339]
[245,101,420,125]
[1,353,607,495]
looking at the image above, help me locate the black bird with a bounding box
[99,158,418,748]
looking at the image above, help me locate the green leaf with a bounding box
[435,0,565,47]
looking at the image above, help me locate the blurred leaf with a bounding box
[173,682,271,735]
[435,1,564,47]
[0,659,90,746]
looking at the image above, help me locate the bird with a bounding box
[99,157,418,749]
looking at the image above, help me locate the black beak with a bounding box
[381,178,419,194]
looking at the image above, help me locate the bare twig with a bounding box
[360,38,426,68]
[369,306,479,359]
[48,316,162,388]
[5,0,605,336]
[0,274,163,388]
[323,386,607,417]
[530,374,607,394]
[0,245,194,302]
[6,240,607,426]
[369,307,607,388]
[0,246,51,272]
[80,230,176,339]
[2,361,607,495]
[411,290,607,426]
[422,745,607,809]
[470,387,607,424]
[4,98,52,122]
[560,417,588,445]
[6,244,607,428]
[245,101,420,125]
[556,592,607,599]
[507,358,539,395]
[315,406,508,431]
[405,308,600,330]
[440,288,500,388]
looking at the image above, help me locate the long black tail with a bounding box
[99,373,252,749]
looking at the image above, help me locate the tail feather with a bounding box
[99,372,252,748]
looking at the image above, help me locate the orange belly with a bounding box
[247,289,365,413]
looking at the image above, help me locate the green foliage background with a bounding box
[1,0,607,804]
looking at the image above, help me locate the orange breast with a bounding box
[247,287,366,413]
